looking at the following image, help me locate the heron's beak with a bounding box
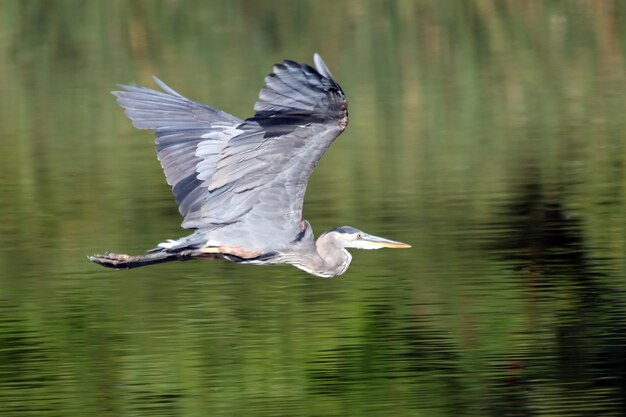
[361,234,411,249]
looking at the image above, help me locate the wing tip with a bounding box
[313,53,335,81]
[110,77,183,98]
[152,76,184,97]
[111,83,133,96]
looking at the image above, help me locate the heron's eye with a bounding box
[356,233,362,239]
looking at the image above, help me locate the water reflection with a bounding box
[486,178,626,415]
[1,1,626,416]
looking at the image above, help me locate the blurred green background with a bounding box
[1,1,626,416]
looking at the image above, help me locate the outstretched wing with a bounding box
[113,78,242,218]
[183,54,348,250]
[114,54,347,252]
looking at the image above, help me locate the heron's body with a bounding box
[90,54,409,277]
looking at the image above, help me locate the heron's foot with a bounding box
[88,252,133,269]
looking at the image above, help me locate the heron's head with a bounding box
[324,226,411,250]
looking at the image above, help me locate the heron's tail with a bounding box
[88,249,199,269]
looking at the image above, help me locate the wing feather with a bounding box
[114,55,348,253]
[113,79,242,215]
[182,54,348,251]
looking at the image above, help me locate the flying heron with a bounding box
[89,54,410,277]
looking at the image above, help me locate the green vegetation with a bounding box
[0,1,625,416]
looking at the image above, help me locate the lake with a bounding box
[1,1,626,416]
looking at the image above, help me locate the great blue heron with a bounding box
[89,54,410,277]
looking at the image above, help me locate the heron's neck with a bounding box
[311,233,352,278]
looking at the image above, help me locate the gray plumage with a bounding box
[90,54,409,277]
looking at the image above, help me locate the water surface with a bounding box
[1,2,626,416]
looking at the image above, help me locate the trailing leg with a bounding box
[88,249,199,269]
